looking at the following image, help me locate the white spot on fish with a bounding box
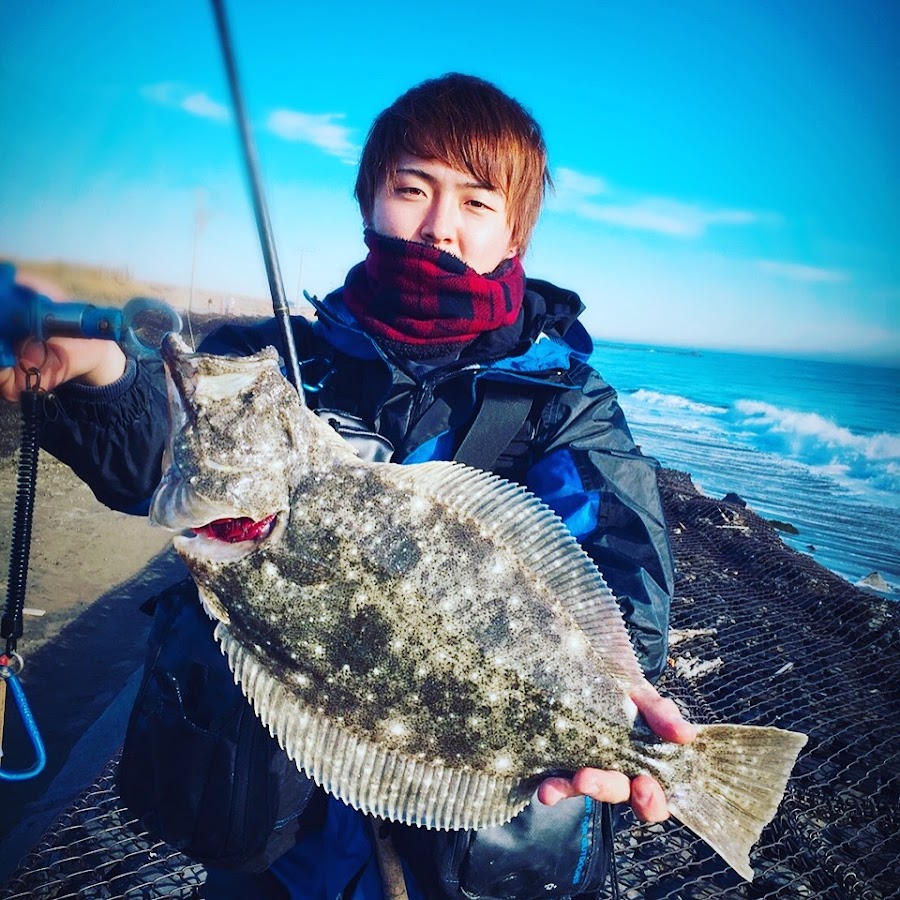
[388,721,407,737]
[494,755,513,772]
[565,630,587,654]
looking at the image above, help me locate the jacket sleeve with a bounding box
[525,360,674,683]
[39,355,171,514]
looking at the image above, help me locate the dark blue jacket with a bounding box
[40,278,674,899]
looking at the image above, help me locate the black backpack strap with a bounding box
[453,383,533,471]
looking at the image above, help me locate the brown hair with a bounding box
[355,73,551,253]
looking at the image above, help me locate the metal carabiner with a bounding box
[17,336,49,393]
[0,653,47,781]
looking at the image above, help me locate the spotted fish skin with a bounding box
[150,334,807,881]
[182,464,639,774]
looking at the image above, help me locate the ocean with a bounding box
[587,342,900,601]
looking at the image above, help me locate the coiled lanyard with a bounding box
[0,351,48,781]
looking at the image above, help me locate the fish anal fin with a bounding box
[215,623,532,830]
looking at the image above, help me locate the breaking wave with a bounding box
[733,400,900,504]
[622,388,900,507]
[629,389,727,416]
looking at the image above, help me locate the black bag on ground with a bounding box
[117,578,316,872]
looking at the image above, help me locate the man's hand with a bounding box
[536,683,697,823]
[1,271,127,402]
[0,337,127,402]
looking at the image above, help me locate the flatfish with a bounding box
[150,334,807,880]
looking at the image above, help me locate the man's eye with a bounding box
[397,186,424,196]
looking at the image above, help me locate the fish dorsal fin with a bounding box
[386,460,646,688]
[217,624,532,830]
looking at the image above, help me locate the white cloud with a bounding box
[181,92,229,122]
[264,110,359,164]
[757,259,849,284]
[548,165,759,238]
[141,82,229,122]
[576,198,757,237]
[553,166,609,197]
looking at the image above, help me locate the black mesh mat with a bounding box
[2,468,898,899]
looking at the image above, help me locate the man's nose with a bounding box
[419,196,457,246]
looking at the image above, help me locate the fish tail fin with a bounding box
[666,723,807,881]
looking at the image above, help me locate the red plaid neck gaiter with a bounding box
[343,229,526,351]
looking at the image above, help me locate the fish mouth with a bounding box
[174,510,286,563]
[193,513,278,543]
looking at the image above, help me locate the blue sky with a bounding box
[2,0,898,362]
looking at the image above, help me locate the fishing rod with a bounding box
[206,9,414,897]
[208,0,303,394]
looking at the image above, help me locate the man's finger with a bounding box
[538,770,631,806]
[570,768,632,804]
[536,776,581,807]
[631,685,697,744]
[629,773,670,823]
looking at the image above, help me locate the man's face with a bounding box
[370,155,519,275]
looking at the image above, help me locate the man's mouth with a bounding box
[193,513,277,543]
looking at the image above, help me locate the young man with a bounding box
[2,74,694,898]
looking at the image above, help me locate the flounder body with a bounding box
[150,334,807,881]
